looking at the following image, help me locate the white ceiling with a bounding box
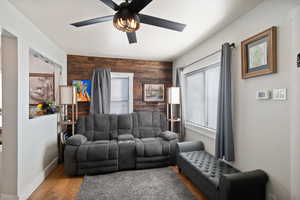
[9,0,263,61]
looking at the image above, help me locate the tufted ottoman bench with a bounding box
[176,141,269,200]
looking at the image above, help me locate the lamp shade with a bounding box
[59,86,76,105]
[168,87,180,104]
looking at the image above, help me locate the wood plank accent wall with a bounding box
[67,55,173,116]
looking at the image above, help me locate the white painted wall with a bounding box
[0,0,67,199]
[19,114,58,199]
[0,30,3,165]
[289,5,300,200]
[173,1,300,199]
[0,68,2,128]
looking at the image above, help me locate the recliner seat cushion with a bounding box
[118,134,134,141]
[139,127,161,138]
[135,138,171,157]
[179,151,239,188]
[77,140,118,162]
[144,139,162,157]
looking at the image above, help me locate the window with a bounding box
[110,72,133,114]
[184,62,220,130]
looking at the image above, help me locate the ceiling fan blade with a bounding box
[129,0,152,13]
[139,14,186,32]
[99,0,119,11]
[126,32,137,44]
[71,15,114,27]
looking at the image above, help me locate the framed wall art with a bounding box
[241,27,277,79]
[29,73,55,105]
[72,80,91,102]
[143,83,165,102]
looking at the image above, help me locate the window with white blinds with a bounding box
[184,62,220,130]
[110,72,133,114]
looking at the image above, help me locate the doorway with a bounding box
[0,28,18,196]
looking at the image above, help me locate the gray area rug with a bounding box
[76,167,196,200]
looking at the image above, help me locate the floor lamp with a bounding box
[167,87,180,132]
[58,85,78,162]
[59,85,78,136]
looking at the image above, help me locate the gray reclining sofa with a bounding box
[64,111,178,176]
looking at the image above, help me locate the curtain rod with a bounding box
[179,43,235,71]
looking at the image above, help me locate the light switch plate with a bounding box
[256,90,271,100]
[272,88,287,100]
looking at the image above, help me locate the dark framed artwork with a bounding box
[143,83,165,102]
[29,73,55,105]
[241,27,277,79]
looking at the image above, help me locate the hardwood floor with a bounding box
[29,165,207,200]
[172,167,208,200]
[28,165,83,200]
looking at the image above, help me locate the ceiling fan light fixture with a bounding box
[71,0,186,44]
[113,8,140,32]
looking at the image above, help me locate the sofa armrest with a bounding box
[65,135,87,146]
[118,134,135,141]
[176,141,205,153]
[219,170,268,200]
[159,131,178,141]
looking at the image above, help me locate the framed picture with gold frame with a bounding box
[241,27,277,79]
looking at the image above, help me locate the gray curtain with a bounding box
[175,68,185,141]
[215,43,235,161]
[90,68,111,114]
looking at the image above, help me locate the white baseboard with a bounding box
[18,157,58,200]
[0,193,19,200]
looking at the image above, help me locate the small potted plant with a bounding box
[37,100,57,115]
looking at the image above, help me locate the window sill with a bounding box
[185,123,216,140]
[29,113,58,120]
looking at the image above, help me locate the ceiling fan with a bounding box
[71,0,186,44]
